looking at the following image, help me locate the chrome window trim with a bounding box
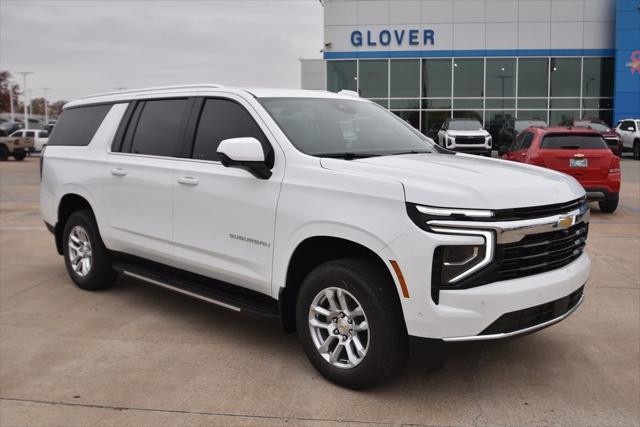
[442,294,584,342]
[427,203,589,244]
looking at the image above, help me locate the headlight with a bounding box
[429,228,495,304]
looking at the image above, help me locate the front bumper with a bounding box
[380,206,590,340]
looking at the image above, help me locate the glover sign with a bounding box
[351,29,436,47]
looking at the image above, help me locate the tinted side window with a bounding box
[192,98,270,162]
[47,104,112,146]
[623,120,637,131]
[129,99,189,157]
[521,132,535,149]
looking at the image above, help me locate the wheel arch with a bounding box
[278,235,404,333]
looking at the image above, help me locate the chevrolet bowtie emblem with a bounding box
[557,215,575,228]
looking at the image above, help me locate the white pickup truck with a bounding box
[40,85,590,389]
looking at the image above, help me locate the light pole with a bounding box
[8,81,15,122]
[43,87,50,125]
[17,71,34,130]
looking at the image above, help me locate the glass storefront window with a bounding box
[423,59,452,98]
[454,59,484,97]
[359,60,388,98]
[327,61,357,93]
[485,99,515,109]
[390,99,420,109]
[453,110,483,123]
[486,110,516,139]
[550,98,580,109]
[550,58,580,97]
[518,58,548,97]
[582,110,613,125]
[422,111,451,136]
[486,59,516,97]
[370,99,389,108]
[518,98,548,109]
[453,99,483,109]
[582,98,614,109]
[390,60,420,98]
[550,110,579,125]
[517,110,548,121]
[423,99,452,109]
[392,111,420,130]
[582,58,614,98]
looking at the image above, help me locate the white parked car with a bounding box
[40,85,590,389]
[10,129,49,151]
[437,118,492,156]
[615,118,640,159]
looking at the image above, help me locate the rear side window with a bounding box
[129,99,189,157]
[48,104,112,146]
[541,134,608,149]
[192,98,270,162]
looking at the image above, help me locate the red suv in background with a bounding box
[559,118,623,156]
[503,127,621,212]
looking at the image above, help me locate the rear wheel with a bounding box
[598,196,619,213]
[633,140,640,160]
[296,258,408,389]
[63,210,116,290]
[0,145,8,161]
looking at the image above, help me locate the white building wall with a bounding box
[323,0,616,55]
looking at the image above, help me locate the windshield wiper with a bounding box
[387,150,432,156]
[316,152,381,160]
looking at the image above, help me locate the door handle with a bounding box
[110,168,127,177]
[177,176,199,186]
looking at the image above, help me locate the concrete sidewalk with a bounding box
[1,158,638,426]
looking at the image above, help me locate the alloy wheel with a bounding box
[68,225,92,277]
[308,287,370,369]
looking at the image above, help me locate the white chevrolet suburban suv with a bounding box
[41,84,590,389]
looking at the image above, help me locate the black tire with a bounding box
[634,140,640,160]
[296,258,408,390]
[13,151,26,161]
[598,196,619,213]
[0,145,8,161]
[62,210,116,290]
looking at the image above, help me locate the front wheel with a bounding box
[13,151,26,161]
[634,140,640,160]
[63,210,116,290]
[296,258,408,389]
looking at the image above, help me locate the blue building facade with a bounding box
[613,0,640,122]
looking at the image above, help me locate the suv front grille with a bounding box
[480,285,584,335]
[455,136,485,145]
[447,221,588,289]
[494,222,588,282]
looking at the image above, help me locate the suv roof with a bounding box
[66,84,366,109]
[531,126,601,135]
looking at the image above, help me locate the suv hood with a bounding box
[445,130,489,137]
[321,153,584,209]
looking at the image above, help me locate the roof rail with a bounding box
[81,84,225,99]
[338,89,359,98]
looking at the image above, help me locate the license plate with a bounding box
[570,158,588,168]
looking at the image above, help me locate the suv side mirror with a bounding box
[628,127,635,132]
[217,137,272,179]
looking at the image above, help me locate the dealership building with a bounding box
[301,0,640,134]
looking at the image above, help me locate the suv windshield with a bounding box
[448,120,482,131]
[541,134,608,149]
[515,120,546,132]
[574,121,610,132]
[258,97,433,157]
